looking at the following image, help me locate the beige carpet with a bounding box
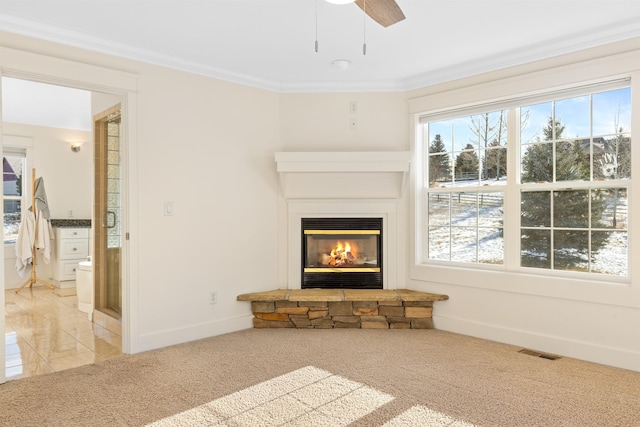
[1,328,639,426]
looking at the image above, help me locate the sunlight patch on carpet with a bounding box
[146,365,394,426]
[382,405,477,427]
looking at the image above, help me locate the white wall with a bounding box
[6,123,93,219]
[279,92,409,151]
[3,123,92,289]
[132,66,283,349]
[407,38,640,372]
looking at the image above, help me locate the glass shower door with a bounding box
[94,105,122,318]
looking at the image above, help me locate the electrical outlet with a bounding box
[209,291,217,304]
[68,210,74,218]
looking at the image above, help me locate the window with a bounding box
[425,111,506,265]
[421,83,631,278]
[519,87,630,275]
[3,148,26,244]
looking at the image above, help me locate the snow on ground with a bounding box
[426,184,628,276]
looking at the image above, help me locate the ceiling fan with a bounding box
[327,0,405,27]
[318,0,405,55]
[354,0,405,27]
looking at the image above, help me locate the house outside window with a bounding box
[420,82,630,279]
[3,148,26,245]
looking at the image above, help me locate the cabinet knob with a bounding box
[72,247,78,251]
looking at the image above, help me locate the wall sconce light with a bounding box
[70,142,83,153]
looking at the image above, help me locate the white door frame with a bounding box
[0,46,139,383]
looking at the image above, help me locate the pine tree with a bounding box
[521,116,562,183]
[521,116,610,270]
[556,139,590,181]
[428,134,451,184]
[543,116,563,140]
[455,144,479,180]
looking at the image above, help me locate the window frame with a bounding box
[422,106,509,267]
[416,79,632,285]
[2,138,33,248]
[3,148,25,245]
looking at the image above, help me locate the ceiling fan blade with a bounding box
[354,0,405,27]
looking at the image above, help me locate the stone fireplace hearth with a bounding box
[237,289,449,329]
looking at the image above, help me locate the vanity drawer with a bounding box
[58,239,89,259]
[59,260,82,280]
[57,228,89,239]
[52,226,91,282]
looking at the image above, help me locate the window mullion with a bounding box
[550,191,555,270]
[504,107,520,270]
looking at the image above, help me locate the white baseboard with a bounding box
[132,314,253,354]
[434,315,640,372]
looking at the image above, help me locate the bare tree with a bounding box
[469,111,507,180]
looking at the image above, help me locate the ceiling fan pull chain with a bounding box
[315,0,319,52]
[362,0,367,55]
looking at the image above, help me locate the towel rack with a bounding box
[15,168,56,293]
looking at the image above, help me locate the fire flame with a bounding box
[329,241,358,266]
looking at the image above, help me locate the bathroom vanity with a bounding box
[51,220,91,288]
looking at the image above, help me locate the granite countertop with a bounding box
[50,219,92,228]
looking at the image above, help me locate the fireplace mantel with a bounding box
[275,151,411,199]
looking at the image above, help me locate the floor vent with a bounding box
[518,349,561,360]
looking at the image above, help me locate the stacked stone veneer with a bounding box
[237,289,449,329]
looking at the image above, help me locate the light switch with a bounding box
[164,201,173,216]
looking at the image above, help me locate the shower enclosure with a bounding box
[94,105,122,318]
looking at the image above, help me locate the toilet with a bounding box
[76,260,94,321]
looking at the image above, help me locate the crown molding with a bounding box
[403,17,640,91]
[1,13,639,94]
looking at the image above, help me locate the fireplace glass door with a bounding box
[302,218,382,289]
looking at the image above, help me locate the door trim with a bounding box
[1,47,139,385]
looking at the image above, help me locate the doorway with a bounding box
[2,77,132,382]
[1,47,137,385]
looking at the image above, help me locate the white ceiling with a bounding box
[1,0,640,93]
[2,77,92,131]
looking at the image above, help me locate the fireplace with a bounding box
[301,218,382,289]
[276,151,410,290]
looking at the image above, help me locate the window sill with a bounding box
[410,262,638,309]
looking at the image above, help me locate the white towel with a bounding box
[34,177,51,220]
[35,211,52,264]
[15,210,35,277]
[14,209,52,277]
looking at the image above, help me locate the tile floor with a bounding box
[4,285,123,381]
